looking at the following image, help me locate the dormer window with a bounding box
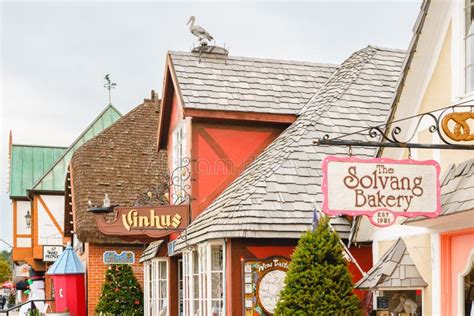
[172,120,187,204]
[465,0,474,92]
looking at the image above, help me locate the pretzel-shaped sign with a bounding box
[441,112,474,141]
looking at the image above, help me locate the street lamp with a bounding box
[25,210,32,229]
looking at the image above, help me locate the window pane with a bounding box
[211,272,223,299]
[193,275,199,299]
[211,300,223,316]
[193,251,199,273]
[159,261,167,279]
[467,1,474,35]
[466,65,474,92]
[211,245,223,271]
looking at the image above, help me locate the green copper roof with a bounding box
[9,145,67,198]
[31,104,122,192]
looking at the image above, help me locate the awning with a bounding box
[356,238,427,290]
[139,240,164,263]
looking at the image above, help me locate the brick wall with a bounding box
[86,243,144,315]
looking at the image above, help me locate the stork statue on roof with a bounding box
[187,16,214,45]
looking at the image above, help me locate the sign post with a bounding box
[322,156,441,226]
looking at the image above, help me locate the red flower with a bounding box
[135,300,140,305]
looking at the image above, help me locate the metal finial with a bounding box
[103,74,117,105]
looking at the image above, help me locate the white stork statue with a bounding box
[187,16,214,45]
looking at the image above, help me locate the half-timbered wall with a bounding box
[191,121,284,217]
[36,194,64,245]
[15,200,32,248]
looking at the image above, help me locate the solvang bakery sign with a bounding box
[322,156,441,226]
[94,205,189,240]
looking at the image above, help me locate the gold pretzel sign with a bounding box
[441,112,474,142]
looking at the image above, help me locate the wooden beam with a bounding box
[38,195,64,236]
[184,108,297,124]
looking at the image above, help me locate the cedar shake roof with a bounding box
[175,46,405,250]
[405,158,474,223]
[356,238,427,289]
[70,99,168,244]
[168,51,338,114]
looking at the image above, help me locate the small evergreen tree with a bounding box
[275,216,361,316]
[96,264,144,315]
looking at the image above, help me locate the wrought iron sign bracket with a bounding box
[315,104,474,151]
[314,139,474,150]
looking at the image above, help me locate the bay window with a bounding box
[466,0,474,92]
[182,242,225,316]
[144,259,168,316]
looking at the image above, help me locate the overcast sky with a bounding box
[0,0,421,250]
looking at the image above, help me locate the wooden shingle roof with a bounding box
[356,238,427,289]
[169,51,338,114]
[175,46,405,250]
[405,158,474,223]
[70,99,168,244]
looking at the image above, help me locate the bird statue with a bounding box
[187,16,214,45]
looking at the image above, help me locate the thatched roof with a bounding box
[68,97,168,244]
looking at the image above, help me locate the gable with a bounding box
[31,105,122,192]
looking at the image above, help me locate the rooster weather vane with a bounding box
[187,16,214,46]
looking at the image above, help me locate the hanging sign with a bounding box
[322,156,441,227]
[243,257,290,316]
[103,251,135,264]
[43,245,64,262]
[94,205,189,241]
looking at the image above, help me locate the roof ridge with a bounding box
[31,104,122,192]
[168,50,339,68]
[367,45,407,54]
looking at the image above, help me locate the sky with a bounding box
[0,0,421,250]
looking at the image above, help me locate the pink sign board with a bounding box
[322,156,441,227]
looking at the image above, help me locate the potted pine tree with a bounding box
[275,216,362,315]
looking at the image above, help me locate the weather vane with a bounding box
[103,74,117,105]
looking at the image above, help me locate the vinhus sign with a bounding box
[322,156,441,226]
[94,205,189,241]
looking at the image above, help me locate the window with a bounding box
[172,121,187,204]
[144,259,168,316]
[182,242,225,316]
[178,259,184,316]
[466,0,474,92]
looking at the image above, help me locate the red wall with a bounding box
[191,121,283,218]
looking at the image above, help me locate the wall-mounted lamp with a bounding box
[25,210,32,229]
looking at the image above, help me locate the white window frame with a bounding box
[172,120,187,205]
[182,241,225,316]
[464,0,474,94]
[144,259,169,316]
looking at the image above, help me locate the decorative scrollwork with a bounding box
[319,104,474,149]
[170,157,192,204]
[134,176,171,207]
